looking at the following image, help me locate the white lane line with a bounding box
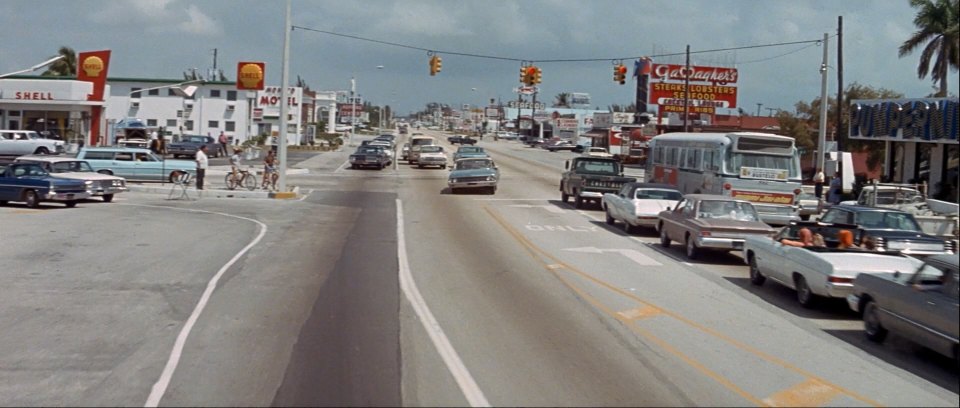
[396,199,490,407]
[334,160,350,173]
[131,204,268,407]
[297,188,314,201]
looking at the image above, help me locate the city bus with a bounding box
[645,132,802,225]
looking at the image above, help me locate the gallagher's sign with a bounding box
[849,98,958,143]
[649,64,739,112]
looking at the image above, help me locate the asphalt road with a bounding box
[0,131,956,406]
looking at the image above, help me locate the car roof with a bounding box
[829,204,910,214]
[15,155,83,163]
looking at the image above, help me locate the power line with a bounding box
[292,25,831,64]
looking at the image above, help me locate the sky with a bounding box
[2,0,957,116]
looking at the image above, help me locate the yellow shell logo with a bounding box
[82,56,105,77]
[239,63,263,89]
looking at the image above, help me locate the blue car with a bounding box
[77,147,196,182]
[0,163,91,208]
[448,158,499,194]
[453,146,489,161]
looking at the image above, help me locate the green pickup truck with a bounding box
[559,157,636,209]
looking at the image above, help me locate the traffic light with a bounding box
[614,64,627,84]
[429,56,442,76]
[533,66,542,84]
[520,66,527,84]
[525,66,538,86]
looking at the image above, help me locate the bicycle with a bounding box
[225,167,258,191]
[261,166,279,191]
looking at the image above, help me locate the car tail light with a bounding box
[723,183,732,190]
[828,276,853,284]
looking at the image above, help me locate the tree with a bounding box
[41,46,77,77]
[552,93,570,108]
[898,0,960,97]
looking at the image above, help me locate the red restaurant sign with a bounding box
[651,64,738,84]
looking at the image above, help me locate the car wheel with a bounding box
[623,220,636,234]
[748,254,765,285]
[65,200,77,208]
[0,200,7,206]
[605,209,615,225]
[863,300,888,343]
[417,164,423,169]
[450,188,459,194]
[24,190,39,208]
[97,170,113,175]
[685,234,699,259]
[794,275,817,308]
[659,225,671,248]
[574,192,584,209]
[560,184,569,203]
[102,194,114,203]
[34,147,50,155]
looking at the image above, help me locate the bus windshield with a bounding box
[724,151,799,179]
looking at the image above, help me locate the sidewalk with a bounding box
[126,165,308,199]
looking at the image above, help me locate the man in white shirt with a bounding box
[195,145,209,190]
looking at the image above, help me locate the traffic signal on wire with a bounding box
[520,66,527,84]
[525,66,538,86]
[429,56,442,76]
[614,64,627,84]
[533,66,542,84]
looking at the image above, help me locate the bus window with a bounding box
[725,150,799,178]
[679,149,688,169]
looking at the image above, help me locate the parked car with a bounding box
[657,194,777,259]
[349,145,390,170]
[166,134,221,158]
[543,140,576,152]
[847,254,958,362]
[602,183,683,233]
[797,186,821,221]
[819,205,954,256]
[453,146,489,161]
[744,222,926,307]
[447,135,465,144]
[416,145,447,169]
[0,130,64,156]
[448,158,498,194]
[0,163,90,208]
[559,156,636,209]
[456,136,478,145]
[76,147,196,182]
[13,156,127,202]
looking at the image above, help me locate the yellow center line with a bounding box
[763,378,841,407]
[484,205,882,407]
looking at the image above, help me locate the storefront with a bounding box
[0,78,103,148]
[849,97,959,202]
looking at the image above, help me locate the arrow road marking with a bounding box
[563,247,662,266]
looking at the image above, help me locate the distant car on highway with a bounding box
[584,147,613,158]
[400,143,411,161]
[349,145,390,170]
[416,145,447,169]
[847,254,958,361]
[657,194,777,260]
[602,183,683,233]
[543,140,576,152]
[448,158,498,194]
[453,146,489,161]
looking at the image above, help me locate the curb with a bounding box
[126,184,300,200]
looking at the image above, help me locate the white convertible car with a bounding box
[743,222,925,308]
[602,183,683,233]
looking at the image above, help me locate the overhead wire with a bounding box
[292,25,834,64]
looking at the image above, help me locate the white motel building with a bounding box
[0,76,338,147]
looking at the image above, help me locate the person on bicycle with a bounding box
[229,147,243,182]
[262,149,277,190]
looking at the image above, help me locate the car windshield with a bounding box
[458,147,482,153]
[49,161,95,173]
[574,159,619,175]
[697,200,760,221]
[856,211,922,231]
[456,160,494,170]
[636,189,683,200]
[421,146,443,153]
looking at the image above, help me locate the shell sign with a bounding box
[236,62,265,90]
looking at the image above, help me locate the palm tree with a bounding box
[553,93,571,108]
[41,46,77,77]
[898,0,959,97]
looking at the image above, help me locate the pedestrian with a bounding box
[196,145,209,190]
[218,131,229,157]
[262,149,277,190]
[813,168,825,199]
[827,169,843,204]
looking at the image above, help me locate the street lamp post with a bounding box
[0,55,65,79]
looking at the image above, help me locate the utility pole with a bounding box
[817,32,830,174]
[835,16,844,151]
[765,107,777,117]
[278,0,291,193]
[756,103,763,117]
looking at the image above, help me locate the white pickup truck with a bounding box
[0,130,64,155]
[743,222,925,308]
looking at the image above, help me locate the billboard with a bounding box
[849,98,958,143]
[649,63,739,113]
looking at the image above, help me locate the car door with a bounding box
[901,262,959,355]
[111,151,137,179]
[664,198,691,241]
[134,152,162,180]
[610,184,631,221]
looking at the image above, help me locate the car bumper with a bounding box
[824,282,854,298]
[44,191,91,201]
[758,213,800,226]
[846,294,860,313]
[695,236,746,250]
[449,180,497,189]
[90,186,127,196]
[631,216,660,227]
[419,159,446,167]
